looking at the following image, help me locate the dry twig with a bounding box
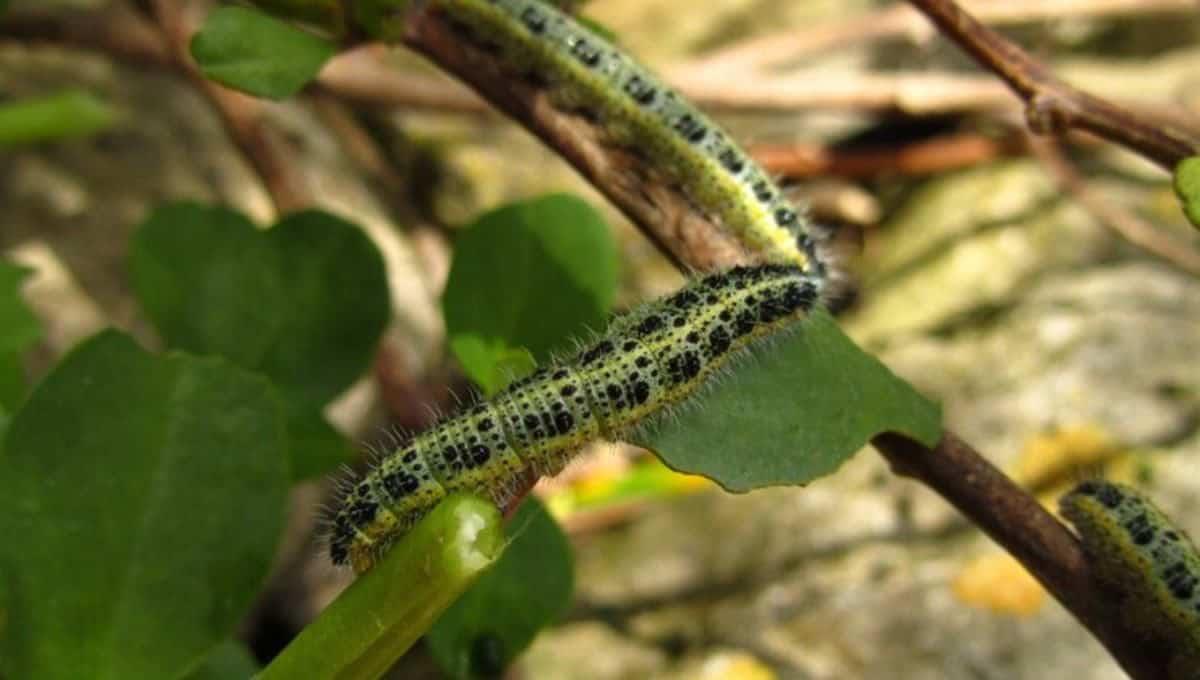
[751,131,1027,179]
[148,0,312,214]
[906,0,1200,170]
[679,0,1195,77]
[1027,134,1200,275]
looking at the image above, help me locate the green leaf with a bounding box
[287,406,355,481]
[0,89,116,147]
[0,261,40,356]
[427,498,573,679]
[1174,156,1200,230]
[0,354,23,413]
[130,202,390,478]
[183,640,259,680]
[190,6,336,99]
[443,194,618,391]
[0,403,8,442]
[259,494,504,680]
[636,309,942,492]
[254,210,390,409]
[448,335,536,397]
[0,261,41,408]
[0,331,289,680]
[130,204,273,367]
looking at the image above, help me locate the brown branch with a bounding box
[750,131,1028,180]
[679,0,1195,78]
[0,4,170,63]
[1027,135,1200,275]
[148,0,312,214]
[905,0,1200,170]
[872,432,1171,680]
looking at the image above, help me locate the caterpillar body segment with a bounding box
[330,265,820,571]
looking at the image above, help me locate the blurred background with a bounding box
[3,0,1199,678]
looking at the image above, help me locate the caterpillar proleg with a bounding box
[331,0,835,572]
[1060,480,1200,678]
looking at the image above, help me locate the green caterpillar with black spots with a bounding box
[422,0,826,276]
[330,0,832,571]
[1060,480,1200,678]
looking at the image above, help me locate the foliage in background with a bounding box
[1174,157,1200,230]
[0,261,39,409]
[190,6,336,99]
[130,202,390,479]
[0,90,116,147]
[443,194,620,394]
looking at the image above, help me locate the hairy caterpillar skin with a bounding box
[426,0,824,281]
[330,265,819,571]
[1060,480,1200,678]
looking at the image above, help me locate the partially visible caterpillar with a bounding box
[423,0,826,280]
[1059,480,1200,678]
[330,265,820,571]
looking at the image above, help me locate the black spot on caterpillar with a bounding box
[330,265,820,571]
[1060,480,1200,678]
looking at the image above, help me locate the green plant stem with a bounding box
[257,494,504,680]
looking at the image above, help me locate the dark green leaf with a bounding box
[254,210,390,409]
[0,90,116,147]
[448,335,536,396]
[443,194,618,391]
[0,261,41,408]
[130,203,390,478]
[0,354,23,412]
[190,6,335,99]
[1174,156,1200,230]
[0,331,288,680]
[636,309,942,491]
[0,261,40,356]
[287,406,355,481]
[427,498,573,679]
[130,203,278,368]
[184,640,259,680]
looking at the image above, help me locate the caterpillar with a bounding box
[331,265,821,571]
[331,0,836,572]
[1059,480,1200,678]
[421,0,826,279]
